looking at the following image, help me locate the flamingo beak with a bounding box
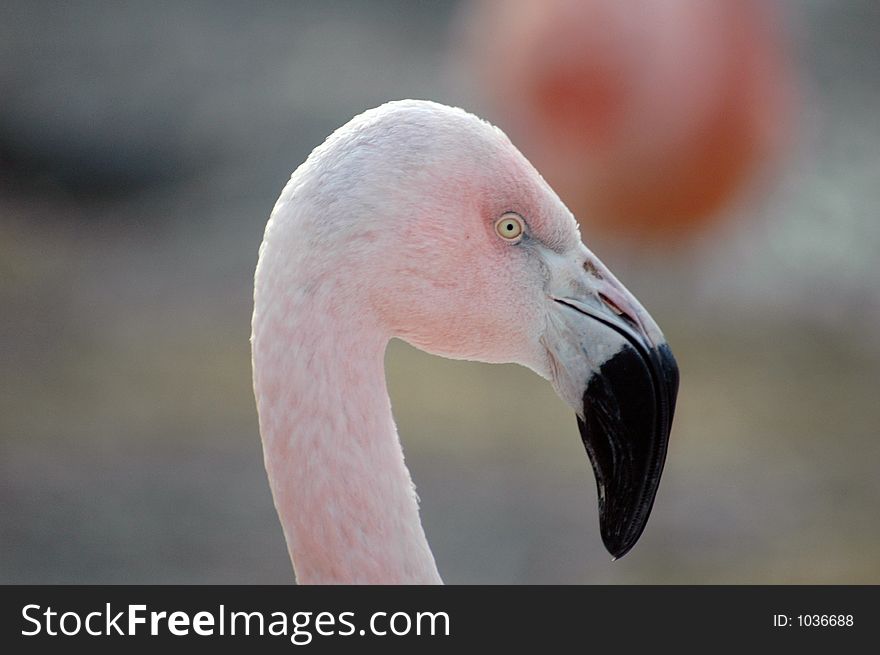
[546,292,679,559]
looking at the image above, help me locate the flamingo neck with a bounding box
[252,281,441,584]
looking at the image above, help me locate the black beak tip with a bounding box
[578,341,679,560]
[596,484,654,560]
[603,531,637,561]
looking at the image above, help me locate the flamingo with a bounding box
[251,100,678,584]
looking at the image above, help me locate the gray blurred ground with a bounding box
[1,1,878,583]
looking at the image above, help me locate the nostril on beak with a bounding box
[584,260,604,280]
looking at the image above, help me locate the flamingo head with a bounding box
[292,100,679,559]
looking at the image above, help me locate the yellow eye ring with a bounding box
[495,213,524,242]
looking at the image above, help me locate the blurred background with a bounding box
[1,0,878,583]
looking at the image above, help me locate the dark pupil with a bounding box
[506,223,514,231]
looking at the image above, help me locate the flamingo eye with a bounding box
[495,213,524,242]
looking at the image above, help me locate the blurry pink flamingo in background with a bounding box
[251,101,678,584]
[459,0,794,242]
